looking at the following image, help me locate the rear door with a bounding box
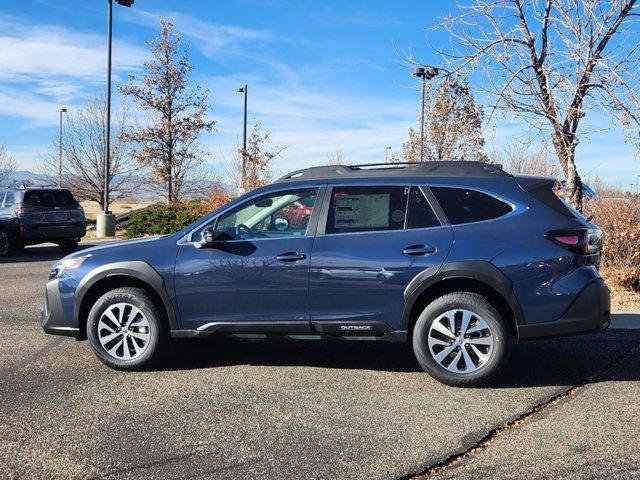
[309,185,453,333]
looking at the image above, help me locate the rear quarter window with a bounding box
[431,187,512,224]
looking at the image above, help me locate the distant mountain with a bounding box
[2,170,52,188]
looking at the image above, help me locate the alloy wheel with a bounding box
[97,302,151,360]
[427,309,494,374]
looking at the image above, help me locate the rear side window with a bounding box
[24,190,78,208]
[431,187,512,224]
[407,187,440,229]
[326,186,408,234]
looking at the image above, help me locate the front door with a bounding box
[309,185,453,332]
[174,187,321,331]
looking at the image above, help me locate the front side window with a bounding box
[4,192,14,207]
[431,187,512,224]
[194,188,318,242]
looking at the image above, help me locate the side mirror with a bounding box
[195,226,215,249]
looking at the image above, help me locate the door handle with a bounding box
[403,244,437,256]
[276,252,307,262]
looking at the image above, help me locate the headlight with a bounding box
[50,255,90,279]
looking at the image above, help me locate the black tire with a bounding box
[0,229,10,257]
[58,239,79,254]
[87,287,167,371]
[412,292,510,387]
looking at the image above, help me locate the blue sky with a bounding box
[0,0,637,187]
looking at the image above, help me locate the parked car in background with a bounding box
[42,162,609,387]
[0,187,86,256]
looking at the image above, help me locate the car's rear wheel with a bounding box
[59,239,79,254]
[87,287,167,370]
[412,292,510,387]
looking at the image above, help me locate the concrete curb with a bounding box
[610,313,640,330]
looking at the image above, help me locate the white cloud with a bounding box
[126,10,277,59]
[0,13,148,125]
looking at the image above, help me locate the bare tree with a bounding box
[119,19,215,204]
[233,122,284,192]
[0,145,16,185]
[433,0,640,210]
[403,78,488,162]
[492,142,560,177]
[41,95,137,208]
[325,150,345,166]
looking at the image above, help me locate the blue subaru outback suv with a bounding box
[42,162,609,387]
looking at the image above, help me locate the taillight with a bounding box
[552,179,564,198]
[14,207,30,217]
[546,228,601,254]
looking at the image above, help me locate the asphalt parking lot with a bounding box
[1,244,639,479]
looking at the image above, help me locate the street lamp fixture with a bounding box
[412,66,439,162]
[59,108,67,188]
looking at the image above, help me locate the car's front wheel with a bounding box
[412,292,510,387]
[87,287,167,370]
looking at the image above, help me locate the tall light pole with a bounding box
[58,108,67,188]
[385,146,391,162]
[98,0,133,237]
[237,84,248,188]
[412,66,439,162]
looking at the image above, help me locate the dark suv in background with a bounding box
[41,162,609,387]
[0,187,86,256]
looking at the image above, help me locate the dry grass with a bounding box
[80,201,152,221]
[601,268,640,312]
[583,198,640,311]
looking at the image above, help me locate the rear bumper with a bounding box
[21,221,86,244]
[517,278,610,340]
[42,279,79,338]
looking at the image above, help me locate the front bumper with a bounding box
[42,279,79,338]
[517,278,611,340]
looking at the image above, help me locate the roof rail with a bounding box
[277,161,506,182]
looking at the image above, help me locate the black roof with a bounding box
[276,161,508,183]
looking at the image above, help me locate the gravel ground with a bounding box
[1,245,639,480]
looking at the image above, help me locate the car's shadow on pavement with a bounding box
[164,329,640,388]
[0,244,95,264]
